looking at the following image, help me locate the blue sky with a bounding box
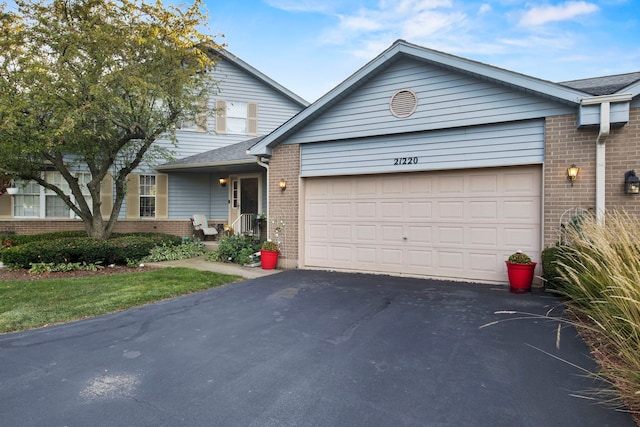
[205,0,639,103]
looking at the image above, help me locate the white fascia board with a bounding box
[581,93,633,105]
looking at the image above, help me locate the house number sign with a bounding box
[393,157,419,166]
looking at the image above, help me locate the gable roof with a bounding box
[249,39,591,156]
[559,72,640,96]
[216,49,309,108]
[157,137,265,171]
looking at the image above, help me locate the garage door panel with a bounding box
[307,202,328,218]
[469,227,498,247]
[469,252,499,273]
[407,201,432,218]
[354,202,376,218]
[469,201,498,220]
[308,224,330,240]
[304,166,541,283]
[437,251,464,270]
[381,225,403,242]
[354,224,376,242]
[437,226,464,245]
[503,200,538,220]
[407,249,433,268]
[470,174,498,193]
[330,224,352,241]
[406,225,432,244]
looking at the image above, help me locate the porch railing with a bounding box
[231,213,255,236]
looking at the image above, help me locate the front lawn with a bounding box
[0,267,241,333]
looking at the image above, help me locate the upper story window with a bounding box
[215,100,258,136]
[178,99,208,132]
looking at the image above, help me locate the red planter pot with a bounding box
[260,250,279,270]
[505,261,537,293]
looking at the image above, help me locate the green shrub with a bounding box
[541,246,564,291]
[0,233,181,268]
[209,234,260,265]
[28,261,103,274]
[143,241,206,262]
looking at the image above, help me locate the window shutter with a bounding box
[0,195,11,218]
[247,102,258,136]
[215,100,226,134]
[100,174,113,219]
[155,173,168,219]
[196,99,208,131]
[125,173,139,219]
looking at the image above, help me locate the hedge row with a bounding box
[1,233,182,268]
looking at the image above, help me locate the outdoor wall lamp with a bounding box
[219,178,227,187]
[624,170,640,194]
[567,164,579,186]
[279,179,287,191]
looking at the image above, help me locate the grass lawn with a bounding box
[0,267,241,333]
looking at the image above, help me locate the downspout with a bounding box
[595,101,610,224]
[257,157,270,237]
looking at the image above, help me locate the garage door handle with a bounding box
[403,237,407,240]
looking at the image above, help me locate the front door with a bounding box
[240,177,258,215]
[229,175,261,233]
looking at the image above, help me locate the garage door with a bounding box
[303,166,541,283]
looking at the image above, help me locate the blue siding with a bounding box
[300,120,544,177]
[286,58,573,145]
[155,59,304,158]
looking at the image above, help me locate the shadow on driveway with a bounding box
[0,270,635,426]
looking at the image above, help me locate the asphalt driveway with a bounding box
[0,270,635,426]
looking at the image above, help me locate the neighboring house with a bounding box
[249,39,640,284]
[0,50,308,237]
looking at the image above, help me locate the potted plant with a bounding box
[260,239,280,270]
[506,251,537,293]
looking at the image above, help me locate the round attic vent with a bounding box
[389,89,418,118]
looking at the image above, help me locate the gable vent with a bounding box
[389,89,418,118]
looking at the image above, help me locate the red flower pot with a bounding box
[506,261,537,293]
[260,250,279,270]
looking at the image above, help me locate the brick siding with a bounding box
[267,144,300,268]
[0,219,196,238]
[544,107,640,247]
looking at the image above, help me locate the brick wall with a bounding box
[268,144,300,268]
[544,107,640,247]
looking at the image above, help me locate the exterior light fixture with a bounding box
[567,164,579,186]
[219,178,227,187]
[279,179,287,191]
[624,170,640,195]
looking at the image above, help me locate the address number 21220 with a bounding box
[393,157,419,165]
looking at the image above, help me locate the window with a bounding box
[178,99,208,132]
[215,100,258,136]
[227,101,248,134]
[13,172,93,218]
[13,181,40,217]
[139,175,156,217]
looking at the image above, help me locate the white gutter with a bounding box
[595,101,610,224]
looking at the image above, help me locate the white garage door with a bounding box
[303,166,541,283]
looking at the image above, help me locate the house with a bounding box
[249,39,640,284]
[0,50,308,237]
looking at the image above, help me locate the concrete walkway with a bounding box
[147,254,281,280]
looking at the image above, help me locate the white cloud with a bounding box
[478,3,491,14]
[519,1,599,26]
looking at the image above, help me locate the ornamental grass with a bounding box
[556,210,640,416]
